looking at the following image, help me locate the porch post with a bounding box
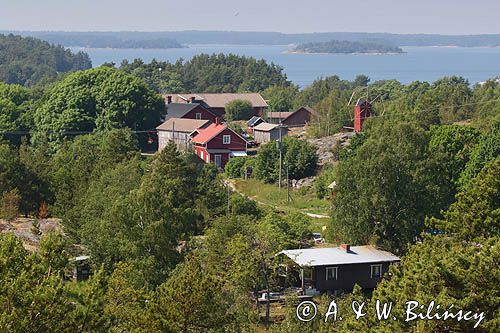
[301,268,304,292]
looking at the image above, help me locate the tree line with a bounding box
[0,34,92,87]
[293,40,404,54]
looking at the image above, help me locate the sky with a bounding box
[1,0,500,34]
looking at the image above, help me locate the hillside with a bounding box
[292,40,404,54]
[0,34,92,86]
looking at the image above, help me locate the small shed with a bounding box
[253,122,288,144]
[70,255,92,282]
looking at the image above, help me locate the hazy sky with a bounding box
[1,0,500,34]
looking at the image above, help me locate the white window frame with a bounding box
[195,113,202,120]
[200,151,204,160]
[370,264,383,278]
[214,154,222,168]
[206,153,210,163]
[325,267,338,281]
[223,135,231,144]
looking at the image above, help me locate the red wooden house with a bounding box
[191,120,248,169]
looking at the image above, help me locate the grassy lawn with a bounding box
[232,179,331,218]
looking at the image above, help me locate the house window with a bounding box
[200,151,204,160]
[195,113,202,120]
[371,264,382,278]
[214,154,222,168]
[223,135,231,144]
[326,267,338,281]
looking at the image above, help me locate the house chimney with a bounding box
[166,95,172,104]
[340,244,350,252]
[190,96,196,103]
[215,117,220,125]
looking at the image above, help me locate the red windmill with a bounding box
[354,99,372,132]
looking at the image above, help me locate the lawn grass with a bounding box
[232,179,331,218]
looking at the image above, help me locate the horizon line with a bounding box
[2,29,500,37]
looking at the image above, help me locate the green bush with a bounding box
[313,165,336,199]
[225,156,254,178]
[224,157,247,178]
[225,99,255,121]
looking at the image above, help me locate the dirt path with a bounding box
[225,180,329,219]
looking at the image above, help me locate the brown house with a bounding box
[164,93,268,118]
[267,106,318,127]
[252,122,288,144]
[279,245,400,295]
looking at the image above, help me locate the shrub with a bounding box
[225,157,247,178]
[225,99,254,121]
[0,189,20,221]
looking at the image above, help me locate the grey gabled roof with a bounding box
[247,116,264,127]
[165,103,216,120]
[280,246,400,267]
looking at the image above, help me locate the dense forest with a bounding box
[0,34,92,86]
[8,30,500,47]
[0,32,182,49]
[292,40,404,54]
[0,47,499,331]
[117,54,291,93]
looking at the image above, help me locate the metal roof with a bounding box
[230,151,248,157]
[280,246,400,267]
[165,103,200,119]
[247,116,264,127]
[253,122,281,132]
[157,118,210,132]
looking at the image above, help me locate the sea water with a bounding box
[72,44,500,87]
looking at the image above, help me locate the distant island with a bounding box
[7,31,500,48]
[110,38,184,49]
[291,40,404,54]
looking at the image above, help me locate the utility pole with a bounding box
[227,184,231,215]
[278,117,283,191]
[286,164,290,203]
